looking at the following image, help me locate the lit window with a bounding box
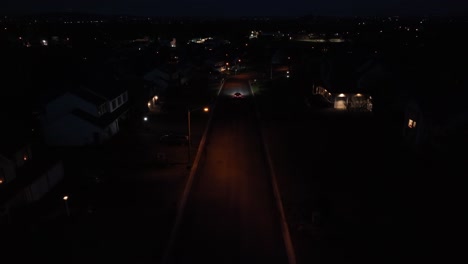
[408,119,416,128]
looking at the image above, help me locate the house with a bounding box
[40,80,129,146]
[315,52,373,111]
[142,63,195,112]
[144,63,191,89]
[401,70,468,153]
[209,60,228,73]
[177,62,195,86]
[142,66,171,112]
[0,148,64,224]
[144,67,170,93]
[355,44,468,153]
[0,124,64,223]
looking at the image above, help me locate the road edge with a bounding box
[249,80,297,264]
[160,79,224,264]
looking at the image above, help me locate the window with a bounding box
[118,96,122,105]
[112,100,117,109]
[408,119,416,128]
[99,104,107,115]
[123,92,128,102]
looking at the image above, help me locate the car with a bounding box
[159,133,189,145]
[233,92,243,98]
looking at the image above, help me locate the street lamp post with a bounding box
[270,63,273,80]
[187,109,191,164]
[187,106,209,166]
[235,59,241,76]
[63,195,70,217]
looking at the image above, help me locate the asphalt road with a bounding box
[164,77,290,264]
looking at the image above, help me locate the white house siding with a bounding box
[29,175,49,201]
[7,189,29,208]
[4,161,64,208]
[29,161,64,201]
[0,156,16,183]
[334,97,347,110]
[13,146,32,168]
[109,93,126,113]
[107,120,119,136]
[144,69,169,95]
[46,161,64,188]
[43,114,107,146]
[45,92,99,123]
[333,94,372,111]
[144,68,170,84]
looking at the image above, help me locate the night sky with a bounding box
[1,0,468,17]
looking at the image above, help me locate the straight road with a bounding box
[164,77,290,264]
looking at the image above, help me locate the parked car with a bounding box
[159,133,189,145]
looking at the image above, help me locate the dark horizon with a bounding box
[2,10,468,21]
[1,0,468,18]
